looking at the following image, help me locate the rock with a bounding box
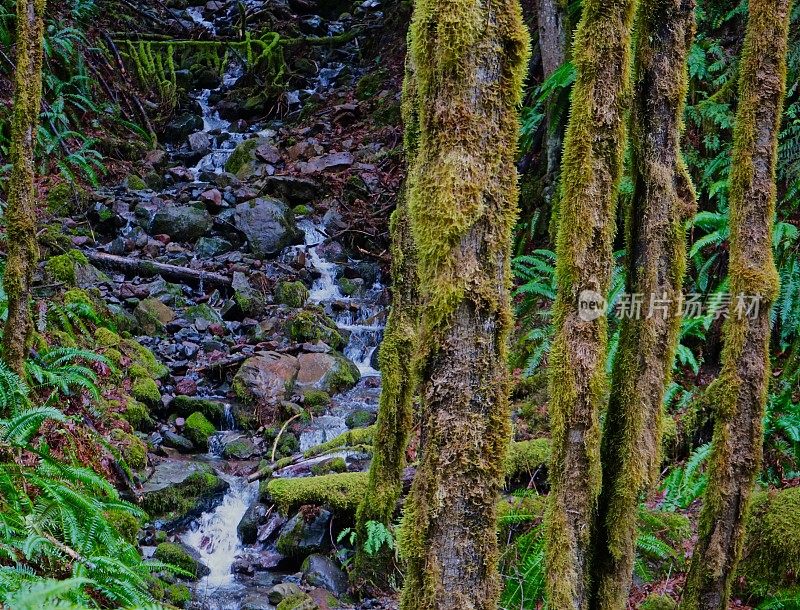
[163,113,203,143]
[302,554,348,597]
[222,435,258,459]
[345,409,376,429]
[238,500,267,544]
[185,303,223,327]
[241,595,277,610]
[276,593,318,610]
[161,430,195,453]
[256,175,322,204]
[256,143,282,164]
[199,188,223,208]
[175,377,197,396]
[233,198,300,258]
[233,353,300,412]
[298,152,354,174]
[276,509,332,558]
[195,236,233,258]
[268,583,303,605]
[295,353,360,395]
[276,281,310,308]
[168,166,196,182]
[135,298,176,334]
[141,461,228,527]
[287,310,346,350]
[153,542,210,580]
[188,131,212,154]
[151,205,212,243]
[225,137,269,175]
[183,412,216,450]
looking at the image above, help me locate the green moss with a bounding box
[121,338,169,379]
[222,439,253,459]
[172,396,226,426]
[355,68,388,100]
[303,425,375,458]
[153,542,204,579]
[311,456,347,475]
[275,592,316,610]
[337,277,359,297]
[44,250,89,285]
[47,182,89,216]
[104,348,123,367]
[38,223,73,255]
[504,438,551,480]
[132,377,162,406]
[105,509,140,545]
[141,465,226,521]
[345,409,375,429]
[184,412,216,450]
[640,594,677,610]
[126,174,147,190]
[124,399,154,432]
[288,309,345,350]
[224,138,260,175]
[95,327,121,347]
[261,471,368,514]
[165,583,191,608]
[302,389,331,410]
[293,204,312,216]
[112,430,148,471]
[275,281,310,308]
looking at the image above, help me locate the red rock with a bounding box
[154,234,171,245]
[200,188,222,207]
[176,378,197,396]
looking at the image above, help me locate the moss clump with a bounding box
[302,389,331,410]
[737,488,800,597]
[184,412,216,450]
[172,396,226,426]
[222,439,254,459]
[355,68,388,100]
[275,281,310,308]
[132,377,162,406]
[293,204,312,216]
[165,583,191,608]
[141,465,227,521]
[288,309,345,350]
[124,399,154,432]
[504,438,551,480]
[153,543,204,580]
[105,509,140,545]
[324,355,360,394]
[104,348,123,367]
[261,472,368,514]
[44,250,89,285]
[311,456,348,476]
[303,425,375,458]
[47,182,89,216]
[126,174,147,190]
[640,595,677,610]
[95,327,121,348]
[112,430,148,471]
[121,338,169,379]
[224,137,260,175]
[276,592,317,610]
[345,409,375,429]
[337,277,359,297]
[38,223,73,255]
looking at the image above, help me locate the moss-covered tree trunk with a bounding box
[353,54,420,584]
[544,0,637,607]
[589,0,697,607]
[679,0,791,608]
[3,0,46,377]
[396,0,529,605]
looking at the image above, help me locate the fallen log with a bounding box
[84,251,232,288]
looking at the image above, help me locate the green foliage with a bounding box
[25,347,106,401]
[338,520,395,557]
[661,443,711,510]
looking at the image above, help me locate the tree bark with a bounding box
[396,0,529,605]
[590,0,697,607]
[3,0,46,377]
[544,0,637,607]
[679,0,791,608]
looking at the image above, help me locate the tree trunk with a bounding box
[590,0,697,607]
[679,0,791,608]
[544,0,637,606]
[3,0,46,377]
[396,0,529,605]
[354,55,420,583]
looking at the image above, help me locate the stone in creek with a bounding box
[162,114,203,144]
[255,175,322,205]
[195,236,233,258]
[268,582,304,605]
[150,204,212,243]
[199,188,223,208]
[237,500,267,544]
[161,430,194,453]
[302,554,349,597]
[175,377,197,396]
[298,152,354,174]
[276,509,332,558]
[255,143,282,164]
[295,352,361,395]
[187,131,212,154]
[233,197,301,258]
[233,353,299,409]
[134,298,176,335]
[258,512,287,543]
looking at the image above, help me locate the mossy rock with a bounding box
[221,438,256,459]
[172,396,226,427]
[39,223,73,255]
[504,438,551,480]
[153,542,208,580]
[640,595,677,610]
[302,389,331,413]
[337,276,361,297]
[224,137,261,175]
[112,430,148,471]
[303,425,375,458]
[44,250,90,285]
[355,69,388,101]
[105,509,141,545]
[345,409,375,429]
[141,464,228,524]
[120,338,169,379]
[288,309,346,350]
[738,487,800,597]
[47,182,90,216]
[264,427,299,460]
[310,457,347,476]
[132,377,162,407]
[184,412,216,450]
[276,281,310,308]
[95,327,121,348]
[293,204,312,216]
[126,174,148,190]
[261,471,368,514]
[276,592,318,610]
[124,399,154,432]
[165,583,191,608]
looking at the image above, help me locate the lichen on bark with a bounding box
[679,0,791,608]
[3,0,46,378]
[395,0,529,605]
[544,0,637,606]
[589,0,697,607]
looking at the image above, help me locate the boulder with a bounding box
[195,236,233,258]
[163,113,203,143]
[268,583,303,605]
[171,396,227,427]
[153,542,210,580]
[134,298,176,334]
[237,500,267,544]
[188,131,212,154]
[151,205,212,243]
[256,175,322,204]
[183,412,216,450]
[222,435,258,459]
[233,353,300,409]
[275,509,332,558]
[162,430,195,453]
[302,554,348,597]
[233,198,300,258]
[141,461,228,528]
[295,352,361,395]
[297,152,354,174]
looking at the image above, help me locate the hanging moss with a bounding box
[544,0,637,604]
[681,1,791,608]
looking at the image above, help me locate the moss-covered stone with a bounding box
[184,412,216,450]
[124,399,154,432]
[126,174,147,190]
[112,430,148,471]
[311,456,348,476]
[141,465,228,523]
[165,583,191,608]
[121,338,169,379]
[153,542,205,580]
[302,389,331,411]
[355,69,388,100]
[275,592,318,610]
[95,327,121,348]
[46,182,90,216]
[105,509,141,545]
[224,137,260,175]
[172,396,226,427]
[293,204,312,216]
[261,472,368,514]
[132,377,162,407]
[337,276,359,297]
[276,281,310,308]
[44,250,89,285]
[345,409,375,429]
[288,309,345,350]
